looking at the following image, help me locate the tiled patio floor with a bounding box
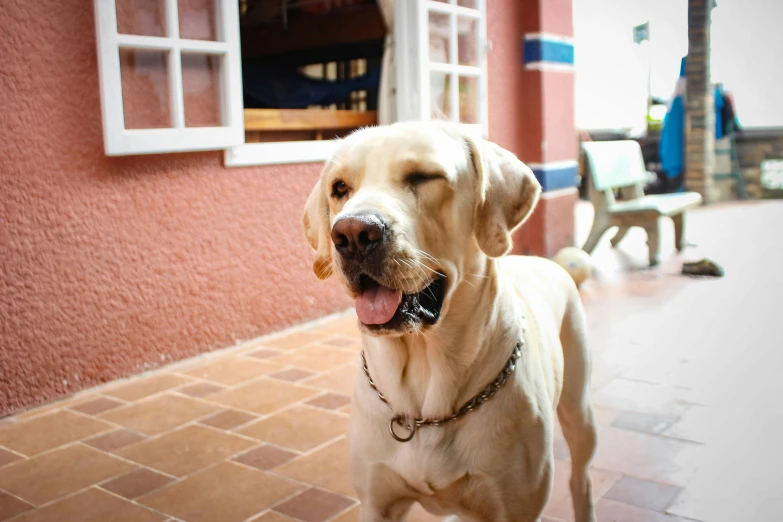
[2,201,782,522]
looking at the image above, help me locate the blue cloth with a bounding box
[660,96,684,180]
[659,57,725,180]
[714,86,724,140]
[241,62,381,109]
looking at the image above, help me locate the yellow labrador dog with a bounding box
[303,121,598,522]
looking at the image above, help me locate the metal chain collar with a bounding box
[360,339,524,442]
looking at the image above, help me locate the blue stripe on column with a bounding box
[523,35,574,66]
[529,161,579,192]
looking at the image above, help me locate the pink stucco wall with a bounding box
[0,0,561,415]
[0,1,350,415]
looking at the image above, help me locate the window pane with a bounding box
[459,76,479,124]
[430,72,452,120]
[116,0,166,37]
[120,49,171,129]
[457,0,477,8]
[178,0,217,41]
[457,17,478,66]
[428,11,450,64]
[182,53,222,127]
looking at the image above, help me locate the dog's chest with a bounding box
[394,437,463,495]
[391,423,498,497]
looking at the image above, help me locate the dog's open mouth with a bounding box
[355,274,445,330]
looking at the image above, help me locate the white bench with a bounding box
[581,140,703,266]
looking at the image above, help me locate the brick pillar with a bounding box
[489,0,577,257]
[685,0,716,202]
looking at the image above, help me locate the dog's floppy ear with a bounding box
[302,171,333,280]
[465,135,541,257]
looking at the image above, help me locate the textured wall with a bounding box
[0,1,350,415]
[488,0,577,257]
[486,0,537,160]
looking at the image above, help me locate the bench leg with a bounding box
[582,218,608,255]
[673,213,686,252]
[610,226,630,247]
[645,220,662,267]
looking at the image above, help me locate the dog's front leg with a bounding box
[359,498,414,522]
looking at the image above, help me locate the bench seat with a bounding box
[581,140,703,266]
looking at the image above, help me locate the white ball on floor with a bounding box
[553,247,593,287]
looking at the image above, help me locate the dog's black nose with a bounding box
[331,212,387,259]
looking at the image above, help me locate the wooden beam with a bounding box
[244,109,377,131]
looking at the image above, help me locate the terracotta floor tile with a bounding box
[611,411,679,436]
[0,410,113,456]
[595,498,686,522]
[139,461,303,522]
[276,437,355,497]
[83,429,147,452]
[69,396,125,415]
[272,346,358,372]
[103,373,190,402]
[199,409,257,430]
[11,405,60,421]
[176,381,226,398]
[553,434,570,461]
[182,357,281,386]
[269,368,316,382]
[100,394,219,435]
[0,444,133,505]
[232,444,299,471]
[247,348,283,360]
[12,395,88,420]
[593,406,623,427]
[306,393,351,411]
[543,460,621,521]
[238,405,348,452]
[117,424,256,477]
[101,468,175,499]
[322,336,359,348]
[273,487,355,522]
[593,378,692,417]
[331,506,360,522]
[260,331,332,351]
[591,426,703,487]
[302,364,357,396]
[14,487,165,522]
[604,476,682,513]
[0,491,33,520]
[0,447,23,468]
[208,379,320,415]
[250,512,300,522]
[662,405,715,444]
[317,315,360,337]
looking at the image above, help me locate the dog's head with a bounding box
[303,121,541,336]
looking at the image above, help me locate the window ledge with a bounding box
[224,140,341,167]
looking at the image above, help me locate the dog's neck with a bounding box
[361,254,522,421]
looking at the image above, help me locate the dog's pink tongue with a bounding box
[355,285,401,325]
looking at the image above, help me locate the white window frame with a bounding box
[225,0,489,167]
[396,0,488,138]
[94,0,244,155]
[95,0,488,164]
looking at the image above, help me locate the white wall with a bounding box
[574,0,783,131]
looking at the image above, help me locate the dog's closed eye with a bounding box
[405,172,444,187]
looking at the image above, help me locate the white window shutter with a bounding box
[93,0,244,156]
[394,0,488,136]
